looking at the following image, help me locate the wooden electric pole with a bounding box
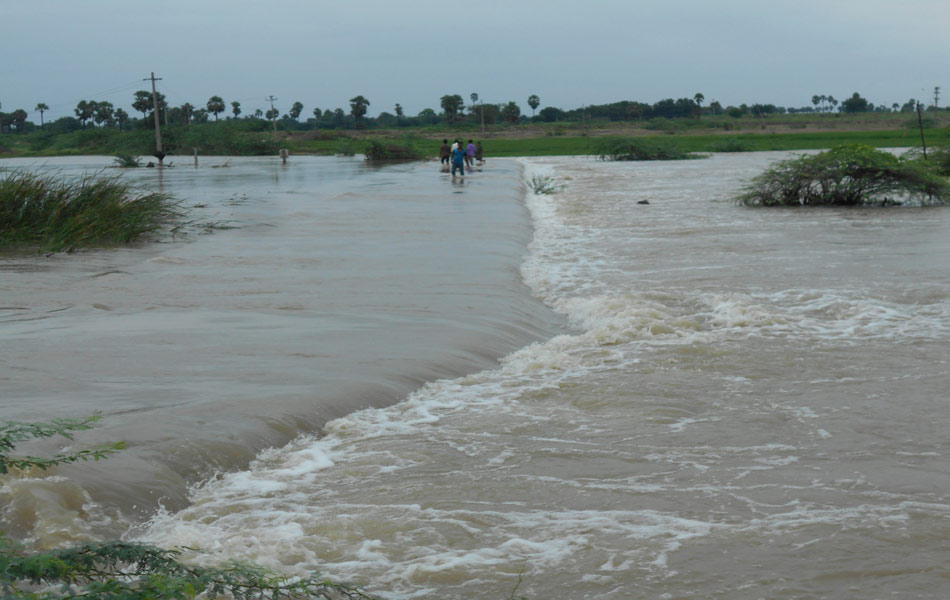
[146,72,165,166]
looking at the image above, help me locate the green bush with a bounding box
[363,140,423,161]
[594,137,701,161]
[706,137,753,152]
[739,144,950,206]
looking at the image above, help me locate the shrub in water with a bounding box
[739,144,950,206]
[706,137,753,152]
[594,137,699,161]
[0,170,180,251]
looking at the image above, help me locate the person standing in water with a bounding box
[451,140,466,177]
[439,139,451,169]
[475,141,484,164]
[465,139,476,170]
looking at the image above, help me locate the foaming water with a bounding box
[5,153,949,598]
[0,156,563,542]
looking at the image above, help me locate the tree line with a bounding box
[1,89,945,135]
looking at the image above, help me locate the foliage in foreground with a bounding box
[0,538,377,600]
[739,144,950,206]
[0,415,377,599]
[0,414,125,475]
[0,170,180,252]
[593,137,702,161]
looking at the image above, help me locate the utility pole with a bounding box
[916,101,927,159]
[267,95,278,138]
[145,72,164,166]
[934,86,941,110]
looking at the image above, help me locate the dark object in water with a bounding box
[637,200,650,205]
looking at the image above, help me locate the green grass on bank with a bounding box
[436,129,950,157]
[2,118,947,160]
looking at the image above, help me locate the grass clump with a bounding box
[0,170,180,252]
[528,175,564,195]
[113,153,141,168]
[593,137,701,161]
[739,144,950,206]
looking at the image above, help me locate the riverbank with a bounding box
[2,112,947,159]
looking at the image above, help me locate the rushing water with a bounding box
[3,153,949,599]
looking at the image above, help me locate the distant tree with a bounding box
[231,101,241,119]
[8,109,28,132]
[132,91,151,118]
[417,108,438,124]
[349,95,369,125]
[93,101,114,127]
[501,101,521,123]
[265,107,279,121]
[693,93,704,116]
[840,92,870,113]
[192,108,210,124]
[892,103,900,111]
[312,107,322,119]
[132,90,166,120]
[473,104,499,125]
[394,103,403,117]
[181,103,194,125]
[812,95,820,111]
[254,108,264,119]
[440,94,464,122]
[828,96,838,111]
[114,108,128,130]
[289,101,304,121]
[538,106,563,122]
[528,94,540,116]
[74,100,94,128]
[206,96,225,120]
[708,100,723,115]
[470,92,479,108]
[34,103,49,128]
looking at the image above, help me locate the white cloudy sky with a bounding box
[2,0,947,121]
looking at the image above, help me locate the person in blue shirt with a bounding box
[451,139,466,177]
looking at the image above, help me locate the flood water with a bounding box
[2,153,949,599]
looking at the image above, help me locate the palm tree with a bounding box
[34,103,49,128]
[206,96,226,120]
[115,108,129,130]
[181,103,195,125]
[349,95,370,125]
[693,93,704,118]
[231,101,241,119]
[527,94,540,116]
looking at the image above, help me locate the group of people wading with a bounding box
[440,139,484,177]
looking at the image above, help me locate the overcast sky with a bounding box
[3,0,947,122]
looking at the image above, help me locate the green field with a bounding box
[1,115,947,159]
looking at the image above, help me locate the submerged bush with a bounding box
[706,137,753,152]
[0,170,180,252]
[594,137,701,161]
[113,153,141,168]
[363,140,423,161]
[739,144,950,206]
[528,175,564,195]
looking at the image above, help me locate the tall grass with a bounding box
[0,170,179,252]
